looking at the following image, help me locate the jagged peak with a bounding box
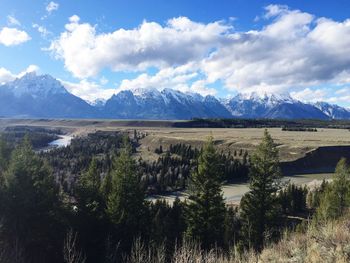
[8,73,67,97]
[232,91,296,104]
[129,87,161,96]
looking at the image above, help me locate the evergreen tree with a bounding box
[332,158,350,215]
[279,184,308,215]
[185,136,226,248]
[224,207,240,248]
[106,137,147,250]
[1,136,63,262]
[78,157,101,197]
[316,158,350,221]
[0,136,11,176]
[75,157,107,262]
[240,129,281,250]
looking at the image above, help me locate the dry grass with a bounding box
[136,127,350,163]
[257,215,350,263]
[127,214,350,263]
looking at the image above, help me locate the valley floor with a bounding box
[1,119,350,162]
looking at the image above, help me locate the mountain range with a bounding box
[1,73,350,120]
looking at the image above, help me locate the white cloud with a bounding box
[69,15,80,23]
[7,15,21,26]
[118,63,217,96]
[49,15,230,78]
[18,65,40,78]
[0,68,16,84]
[47,6,350,105]
[0,65,40,85]
[46,2,59,14]
[33,24,51,38]
[335,88,350,96]
[61,79,116,102]
[0,27,31,46]
[201,5,350,95]
[264,4,289,19]
[290,88,329,102]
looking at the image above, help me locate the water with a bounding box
[48,135,72,148]
[149,173,334,204]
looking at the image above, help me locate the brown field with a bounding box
[1,118,350,163]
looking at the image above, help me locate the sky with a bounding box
[1,0,350,106]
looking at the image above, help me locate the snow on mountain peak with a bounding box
[9,72,68,97]
[236,91,296,104]
[129,87,161,98]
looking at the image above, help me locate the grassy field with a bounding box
[136,127,350,162]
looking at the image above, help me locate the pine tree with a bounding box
[316,158,350,221]
[0,136,11,176]
[185,136,226,248]
[1,136,63,262]
[106,136,147,249]
[332,158,350,215]
[79,158,101,195]
[75,158,107,262]
[224,207,240,248]
[240,129,281,250]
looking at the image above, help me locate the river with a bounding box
[48,135,72,148]
[148,172,334,204]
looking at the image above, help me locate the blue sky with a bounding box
[1,0,350,106]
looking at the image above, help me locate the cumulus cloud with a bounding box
[49,15,230,78]
[202,5,350,95]
[0,27,31,46]
[61,79,116,102]
[47,5,350,104]
[118,63,216,96]
[7,15,21,26]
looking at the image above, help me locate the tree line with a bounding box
[0,130,349,262]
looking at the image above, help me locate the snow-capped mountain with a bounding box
[9,72,68,98]
[314,102,350,119]
[0,73,96,118]
[222,92,329,119]
[0,73,349,120]
[103,87,231,119]
[89,98,107,108]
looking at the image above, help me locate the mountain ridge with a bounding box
[1,73,350,120]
